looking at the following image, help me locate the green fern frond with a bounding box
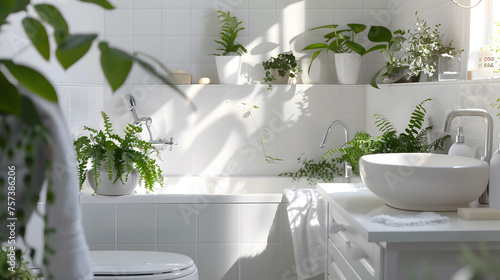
[374,112,396,133]
[214,10,247,56]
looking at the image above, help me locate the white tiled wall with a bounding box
[366,80,500,158]
[81,201,318,280]
[64,84,366,176]
[1,0,392,86]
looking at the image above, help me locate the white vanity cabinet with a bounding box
[317,183,500,280]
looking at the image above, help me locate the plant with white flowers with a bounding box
[390,12,462,80]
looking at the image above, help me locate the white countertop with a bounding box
[317,183,500,243]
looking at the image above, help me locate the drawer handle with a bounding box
[346,241,367,261]
[329,223,345,234]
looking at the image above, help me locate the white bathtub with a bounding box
[79,176,313,203]
[79,176,323,280]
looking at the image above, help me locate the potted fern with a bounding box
[213,10,247,85]
[262,53,302,90]
[74,111,164,195]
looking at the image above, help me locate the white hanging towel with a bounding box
[284,188,327,280]
[31,92,93,280]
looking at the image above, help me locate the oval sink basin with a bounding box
[359,153,489,211]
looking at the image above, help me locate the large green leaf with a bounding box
[365,44,387,54]
[133,52,195,110]
[309,24,339,31]
[22,17,50,61]
[20,95,42,127]
[347,24,367,34]
[56,34,98,69]
[368,26,392,43]
[34,4,69,44]
[13,0,29,12]
[0,71,21,116]
[99,42,133,92]
[302,43,329,51]
[345,41,366,55]
[0,0,15,26]
[308,50,322,74]
[1,61,58,102]
[79,0,114,9]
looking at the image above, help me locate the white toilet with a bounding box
[90,251,199,280]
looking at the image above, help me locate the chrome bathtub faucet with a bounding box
[443,108,493,204]
[320,120,351,183]
[124,94,177,151]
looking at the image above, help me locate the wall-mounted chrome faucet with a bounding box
[320,120,351,183]
[443,108,493,204]
[124,94,177,151]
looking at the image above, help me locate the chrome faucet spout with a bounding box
[443,108,493,204]
[320,120,350,148]
[320,120,351,183]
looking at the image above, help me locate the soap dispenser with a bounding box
[448,126,474,157]
[490,134,500,209]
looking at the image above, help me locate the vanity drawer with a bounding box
[328,205,383,280]
[328,238,361,280]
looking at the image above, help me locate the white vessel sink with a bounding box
[359,153,489,211]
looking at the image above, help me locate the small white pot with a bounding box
[334,53,362,84]
[215,55,242,85]
[87,168,139,196]
[271,69,295,84]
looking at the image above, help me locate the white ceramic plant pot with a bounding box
[215,55,242,85]
[87,168,139,196]
[271,69,295,84]
[334,53,362,85]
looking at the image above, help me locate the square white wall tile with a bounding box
[363,8,393,27]
[305,9,334,30]
[241,204,280,243]
[81,204,116,244]
[333,9,363,25]
[162,0,190,9]
[162,9,191,36]
[117,204,157,244]
[133,36,162,61]
[338,86,366,116]
[163,36,191,63]
[198,204,240,243]
[109,0,133,8]
[105,9,133,36]
[190,36,218,63]
[333,0,362,9]
[134,0,161,9]
[157,204,197,243]
[198,243,240,280]
[191,9,219,36]
[134,9,162,36]
[248,9,278,36]
[249,0,276,9]
[221,0,249,9]
[87,244,117,251]
[363,0,390,9]
[190,0,219,9]
[306,0,333,9]
[117,244,158,251]
[240,243,282,280]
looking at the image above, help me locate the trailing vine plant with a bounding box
[74,111,164,193]
[226,99,283,164]
[281,99,450,184]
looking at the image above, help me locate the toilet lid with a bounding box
[90,251,194,276]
